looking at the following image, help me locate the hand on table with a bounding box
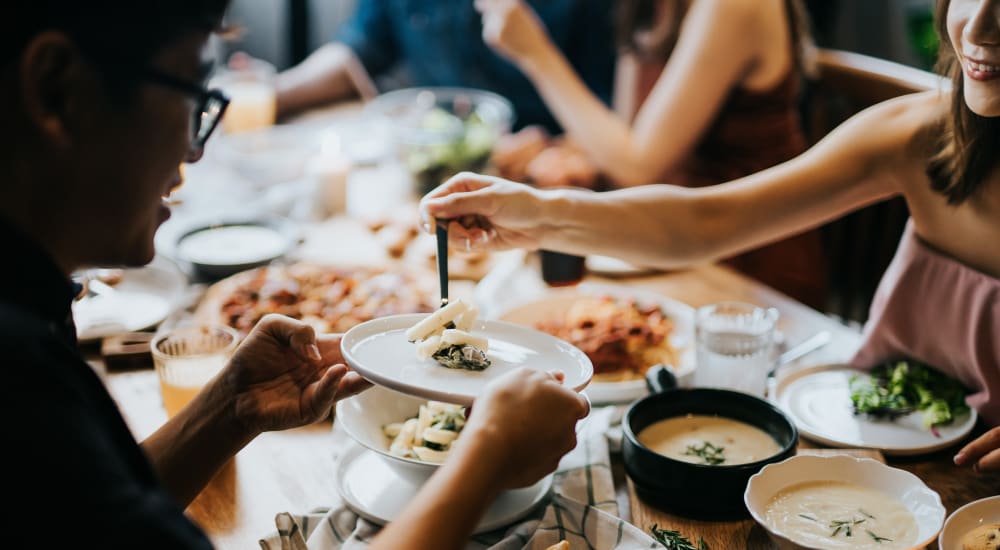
[955,426,1000,473]
[458,368,589,490]
[420,172,546,252]
[221,314,370,434]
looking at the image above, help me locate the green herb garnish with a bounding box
[850,360,969,432]
[798,514,818,522]
[829,518,866,537]
[858,509,876,520]
[866,530,893,543]
[650,525,708,550]
[683,441,726,465]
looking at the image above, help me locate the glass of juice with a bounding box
[212,57,277,134]
[151,325,240,417]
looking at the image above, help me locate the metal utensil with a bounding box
[435,221,449,308]
[767,330,831,381]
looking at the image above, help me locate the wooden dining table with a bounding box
[97,260,1000,550]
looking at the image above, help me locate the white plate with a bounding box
[72,261,186,342]
[497,282,695,405]
[341,314,593,405]
[584,255,655,276]
[939,496,1000,550]
[774,364,977,455]
[335,444,551,534]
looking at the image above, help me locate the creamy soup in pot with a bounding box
[764,481,918,549]
[636,414,781,466]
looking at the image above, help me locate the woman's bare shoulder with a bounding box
[832,91,948,166]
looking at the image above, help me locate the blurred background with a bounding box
[223,0,939,73]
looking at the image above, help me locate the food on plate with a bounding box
[199,263,437,335]
[637,415,781,466]
[360,214,490,279]
[849,360,970,432]
[763,481,918,549]
[384,400,466,463]
[403,107,498,195]
[535,295,678,381]
[963,523,1000,550]
[544,542,570,550]
[406,299,491,371]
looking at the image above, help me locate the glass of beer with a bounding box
[213,57,277,134]
[151,325,239,417]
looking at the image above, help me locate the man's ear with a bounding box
[18,31,93,151]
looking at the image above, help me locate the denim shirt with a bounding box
[335,0,616,132]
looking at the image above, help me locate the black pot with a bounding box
[622,367,797,519]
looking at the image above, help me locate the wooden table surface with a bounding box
[101,263,1000,550]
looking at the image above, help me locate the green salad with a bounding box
[849,360,970,433]
[403,107,497,195]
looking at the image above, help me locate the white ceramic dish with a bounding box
[497,282,695,405]
[584,255,656,277]
[939,496,1000,550]
[336,385,444,485]
[335,444,551,534]
[156,215,297,279]
[773,364,977,456]
[72,260,186,342]
[745,454,945,549]
[340,314,593,406]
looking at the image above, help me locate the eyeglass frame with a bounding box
[139,67,230,151]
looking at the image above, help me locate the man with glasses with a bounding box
[0,2,587,546]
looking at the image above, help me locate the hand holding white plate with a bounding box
[341,314,593,405]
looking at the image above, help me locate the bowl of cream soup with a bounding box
[622,366,797,518]
[745,454,945,549]
[173,218,296,280]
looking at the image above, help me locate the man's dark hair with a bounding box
[4,2,229,81]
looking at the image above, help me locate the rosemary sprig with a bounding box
[858,508,876,520]
[829,518,866,538]
[798,514,818,522]
[650,525,709,550]
[683,441,726,465]
[866,530,893,543]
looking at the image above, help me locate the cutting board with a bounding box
[627,448,885,550]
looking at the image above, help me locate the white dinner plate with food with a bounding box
[341,312,593,406]
[335,444,551,534]
[773,364,977,455]
[938,496,1000,550]
[497,282,695,405]
[72,261,187,342]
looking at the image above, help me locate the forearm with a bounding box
[520,49,667,186]
[368,439,503,550]
[275,43,371,119]
[141,379,256,507]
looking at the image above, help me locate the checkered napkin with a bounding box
[259,406,661,550]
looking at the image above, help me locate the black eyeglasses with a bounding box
[140,68,230,150]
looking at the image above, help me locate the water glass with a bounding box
[151,325,239,417]
[694,302,779,396]
[539,250,586,287]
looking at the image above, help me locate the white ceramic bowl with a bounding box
[335,385,446,485]
[745,455,945,549]
[939,495,1000,550]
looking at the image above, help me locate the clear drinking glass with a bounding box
[212,57,277,134]
[151,325,239,417]
[693,302,779,396]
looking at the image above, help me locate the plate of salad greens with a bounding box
[773,362,976,455]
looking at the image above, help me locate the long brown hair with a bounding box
[926,0,1000,205]
[616,0,817,76]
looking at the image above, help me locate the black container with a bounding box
[539,250,586,287]
[622,367,797,519]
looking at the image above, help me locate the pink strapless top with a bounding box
[851,220,1000,426]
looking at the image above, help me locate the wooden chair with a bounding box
[804,49,946,323]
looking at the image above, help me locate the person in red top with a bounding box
[477,0,828,308]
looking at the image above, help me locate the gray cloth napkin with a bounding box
[259,406,661,550]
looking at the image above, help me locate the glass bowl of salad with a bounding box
[366,87,515,195]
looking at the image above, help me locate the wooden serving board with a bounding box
[627,448,885,550]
